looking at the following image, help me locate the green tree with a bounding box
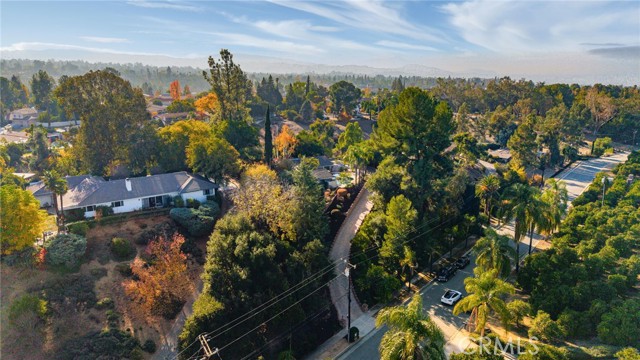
[507,115,539,169]
[299,100,314,123]
[264,105,273,165]
[329,80,361,117]
[529,310,564,342]
[186,135,240,184]
[42,169,68,229]
[26,125,51,171]
[336,122,364,154]
[452,132,481,166]
[507,299,531,328]
[453,269,515,337]
[475,174,500,224]
[597,298,640,347]
[473,228,516,278]
[127,124,161,176]
[0,185,48,255]
[203,49,250,123]
[30,70,55,111]
[615,348,640,360]
[54,70,149,176]
[374,87,454,190]
[380,195,417,274]
[343,140,372,185]
[540,179,568,236]
[157,120,212,172]
[376,293,446,360]
[500,183,545,270]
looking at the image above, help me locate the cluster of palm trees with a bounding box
[476,176,568,271]
[42,169,68,231]
[374,176,569,359]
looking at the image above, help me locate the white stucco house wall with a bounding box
[29,171,217,218]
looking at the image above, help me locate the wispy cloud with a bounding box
[268,0,447,43]
[127,0,199,12]
[441,0,640,53]
[80,36,130,43]
[204,32,324,55]
[0,41,200,58]
[376,40,438,52]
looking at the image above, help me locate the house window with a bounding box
[203,189,212,195]
[86,205,95,212]
[111,201,123,208]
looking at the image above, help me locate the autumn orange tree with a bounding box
[194,92,219,115]
[169,80,181,101]
[274,124,297,158]
[123,234,190,318]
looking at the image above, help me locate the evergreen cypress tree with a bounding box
[264,105,273,165]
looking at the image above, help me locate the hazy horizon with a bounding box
[1,0,639,85]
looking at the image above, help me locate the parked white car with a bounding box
[441,290,462,306]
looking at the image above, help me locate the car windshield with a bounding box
[444,290,455,297]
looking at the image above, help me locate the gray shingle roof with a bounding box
[62,171,217,209]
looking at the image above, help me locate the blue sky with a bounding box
[1,1,639,82]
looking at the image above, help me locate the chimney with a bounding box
[125,178,132,192]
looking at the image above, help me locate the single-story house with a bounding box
[155,112,190,125]
[488,148,512,163]
[28,171,218,218]
[147,104,167,116]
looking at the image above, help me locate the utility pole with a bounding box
[344,261,356,343]
[198,334,222,360]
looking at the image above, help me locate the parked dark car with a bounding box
[437,265,457,282]
[455,255,471,269]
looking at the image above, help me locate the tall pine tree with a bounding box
[264,105,273,166]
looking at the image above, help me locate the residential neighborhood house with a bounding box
[27,171,218,218]
[7,107,39,129]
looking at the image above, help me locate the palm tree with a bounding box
[540,179,568,237]
[475,174,500,224]
[500,183,545,271]
[42,170,68,230]
[376,293,446,360]
[399,245,417,292]
[453,269,515,338]
[473,228,517,278]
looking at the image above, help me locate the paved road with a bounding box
[338,256,476,360]
[329,188,373,325]
[555,152,628,204]
[338,153,630,360]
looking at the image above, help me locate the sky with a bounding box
[1,0,639,84]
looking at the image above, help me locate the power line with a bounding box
[180,190,479,359]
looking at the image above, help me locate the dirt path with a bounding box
[328,188,373,325]
[153,279,203,360]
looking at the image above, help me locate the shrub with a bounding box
[68,222,90,236]
[593,137,613,156]
[96,297,115,310]
[32,274,97,308]
[8,294,48,324]
[597,298,640,347]
[199,201,220,218]
[185,198,200,209]
[64,208,86,222]
[44,233,87,269]
[56,329,140,360]
[142,339,157,353]
[615,348,640,360]
[110,237,135,260]
[95,205,114,217]
[170,207,215,237]
[173,196,184,208]
[115,263,133,277]
[90,267,108,279]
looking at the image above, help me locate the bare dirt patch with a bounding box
[0,214,204,360]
